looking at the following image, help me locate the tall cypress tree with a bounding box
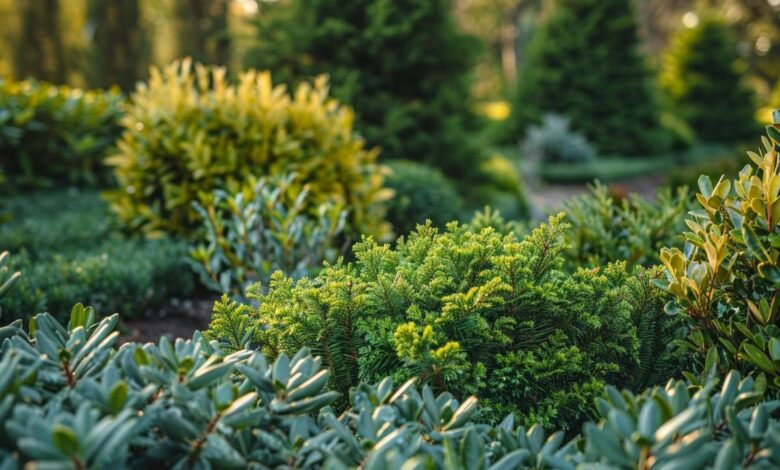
[86,0,146,91]
[513,0,663,156]
[244,0,480,178]
[660,15,756,143]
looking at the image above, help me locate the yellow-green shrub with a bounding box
[106,59,391,239]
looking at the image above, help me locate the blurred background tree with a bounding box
[243,0,481,179]
[510,0,665,156]
[86,0,147,91]
[660,13,757,142]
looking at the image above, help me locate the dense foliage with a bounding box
[660,122,780,391]
[512,0,664,156]
[563,182,689,268]
[0,79,123,187]
[0,191,192,322]
[384,160,464,236]
[207,213,680,429]
[190,174,347,296]
[106,59,391,239]
[244,0,480,179]
[660,14,756,143]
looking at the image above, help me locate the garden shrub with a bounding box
[474,154,531,220]
[207,213,676,430]
[660,14,757,143]
[521,114,596,164]
[0,79,123,187]
[563,182,690,268]
[512,0,665,156]
[659,122,780,389]
[106,58,391,239]
[384,160,464,236]
[189,174,347,296]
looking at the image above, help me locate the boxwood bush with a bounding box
[106,59,391,240]
[0,79,123,187]
[207,213,680,429]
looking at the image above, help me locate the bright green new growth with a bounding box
[107,58,391,239]
[207,213,677,429]
[189,173,347,295]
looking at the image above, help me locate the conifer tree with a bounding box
[244,0,480,178]
[513,0,664,156]
[661,14,756,143]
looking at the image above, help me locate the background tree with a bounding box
[661,14,756,142]
[174,0,230,67]
[85,0,147,90]
[244,0,480,179]
[13,0,66,83]
[512,0,664,156]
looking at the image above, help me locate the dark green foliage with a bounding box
[660,15,757,143]
[207,213,665,430]
[0,191,193,321]
[513,0,664,156]
[13,0,66,83]
[86,0,147,91]
[563,182,690,268]
[0,79,124,187]
[384,160,464,235]
[244,0,481,179]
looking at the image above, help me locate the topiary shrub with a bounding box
[384,160,464,236]
[521,114,596,164]
[0,79,124,187]
[563,182,690,268]
[206,213,674,430]
[659,122,780,389]
[189,173,347,296]
[106,58,391,239]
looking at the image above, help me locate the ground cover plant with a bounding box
[206,212,682,430]
[106,58,391,240]
[0,190,193,322]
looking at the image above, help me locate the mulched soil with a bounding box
[118,297,217,344]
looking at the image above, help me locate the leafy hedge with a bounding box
[0,79,123,187]
[106,59,391,240]
[207,213,679,429]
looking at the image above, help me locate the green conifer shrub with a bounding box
[244,0,480,179]
[206,213,676,429]
[660,14,757,143]
[106,59,391,239]
[563,182,690,268]
[0,79,124,187]
[512,0,664,156]
[659,121,780,389]
[384,160,464,236]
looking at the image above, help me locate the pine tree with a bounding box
[513,0,664,156]
[661,14,756,143]
[244,0,480,178]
